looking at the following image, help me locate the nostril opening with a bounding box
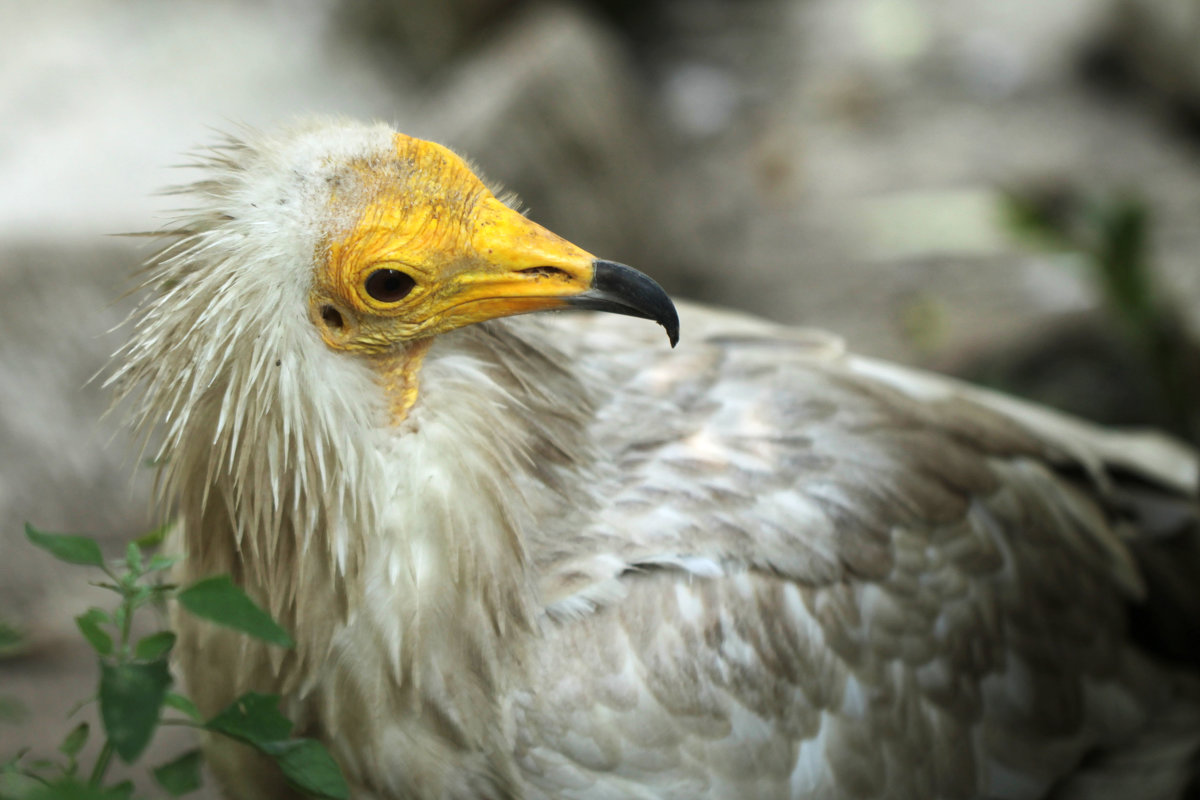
[519,266,571,279]
[321,305,344,330]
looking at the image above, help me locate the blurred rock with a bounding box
[0,241,154,639]
[1089,0,1200,133]
[335,0,520,74]
[418,2,698,279]
[333,0,679,76]
[0,240,201,790]
[948,311,1197,435]
[0,0,410,242]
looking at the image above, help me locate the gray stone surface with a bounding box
[420,3,681,274]
[0,241,154,624]
[628,0,1200,364]
[1098,0,1200,112]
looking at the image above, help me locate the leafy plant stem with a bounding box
[89,740,114,787]
[100,564,122,589]
[120,597,134,657]
[157,719,202,729]
[15,524,350,798]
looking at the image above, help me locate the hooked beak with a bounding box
[319,134,680,348]
[424,194,679,346]
[566,260,679,347]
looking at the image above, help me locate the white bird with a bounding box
[112,118,1200,800]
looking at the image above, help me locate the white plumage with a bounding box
[112,118,1200,799]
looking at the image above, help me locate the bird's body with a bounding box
[114,119,1200,799]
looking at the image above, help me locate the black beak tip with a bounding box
[664,311,680,348]
[571,260,680,348]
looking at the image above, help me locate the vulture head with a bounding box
[113,118,675,592]
[112,118,671,704]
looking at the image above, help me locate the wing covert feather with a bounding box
[518,306,1200,799]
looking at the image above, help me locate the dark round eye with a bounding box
[364,269,415,303]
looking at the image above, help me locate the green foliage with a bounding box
[266,740,349,798]
[75,610,114,657]
[133,632,175,662]
[1003,185,1200,442]
[20,777,131,800]
[151,750,202,797]
[204,692,292,744]
[204,694,348,799]
[132,523,172,551]
[3,524,349,800]
[99,661,172,762]
[59,723,90,759]
[161,695,200,724]
[1004,187,1156,330]
[176,576,293,648]
[24,524,104,567]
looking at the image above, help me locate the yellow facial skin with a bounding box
[310,133,598,355]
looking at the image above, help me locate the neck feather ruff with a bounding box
[108,129,600,754]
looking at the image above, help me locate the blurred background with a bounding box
[3,0,1200,793]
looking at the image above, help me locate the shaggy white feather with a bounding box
[110,122,571,796]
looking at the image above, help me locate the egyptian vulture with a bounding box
[112,118,1200,800]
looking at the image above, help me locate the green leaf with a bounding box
[134,521,173,550]
[128,585,154,610]
[163,693,202,723]
[99,659,172,762]
[134,631,176,661]
[58,722,89,758]
[204,692,291,745]
[152,748,203,796]
[24,524,103,567]
[201,693,348,799]
[66,694,97,720]
[105,781,134,799]
[266,739,348,800]
[146,554,180,573]
[21,777,126,800]
[201,694,348,798]
[176,576,293,648]
[0,772,44,799]
[125,542,143,576]
[75,610,113,656]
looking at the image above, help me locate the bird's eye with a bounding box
[364,269,415,303]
